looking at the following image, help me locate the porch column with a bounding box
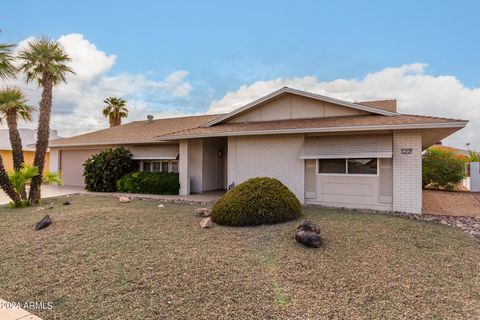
[179,139,190,195]
[392,130,422,213]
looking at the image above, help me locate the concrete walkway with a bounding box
[0,185,84,205]
[0,185,224,205]
[0,298,42,319]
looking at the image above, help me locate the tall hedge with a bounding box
[117,172,180,195]
[422,148,465,190]
[211,177,303,226]
[83,147,133,192]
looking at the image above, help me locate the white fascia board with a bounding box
[202,87,398,127]
[159,121,467,141]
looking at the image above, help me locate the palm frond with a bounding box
[0,43,17,80]
[0,87,35,122]
[17,37,74,86]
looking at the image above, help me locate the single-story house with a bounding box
[49,87,467,213]
[0,128,60,172]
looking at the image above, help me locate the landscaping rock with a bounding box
[200,217,212,228]
[158,204,165,208]
[295,221,322,248]
[295,230,322,248]
[63,201,70,206]
[119,196,130,203]
[297,220,321,234]
[195,207,211,217]
[35,214,52,231]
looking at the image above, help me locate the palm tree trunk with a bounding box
[28,74,53,204]
[6,113,27,199]
[0,155,21,204]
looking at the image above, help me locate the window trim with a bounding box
[316,158,380,177]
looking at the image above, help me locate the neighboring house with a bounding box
[49,87,467,213]
[429,143,469,160]
[0,128,60,172]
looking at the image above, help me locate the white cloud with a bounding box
[6,33,192,136]
[208,64,480,150]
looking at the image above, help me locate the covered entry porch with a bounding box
[179,137,227,195]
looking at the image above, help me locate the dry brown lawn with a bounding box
[0,195,479,319]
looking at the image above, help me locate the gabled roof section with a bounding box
[202,87,399,127]
[357,99,397,113]
[49,114,222,147]
[158,114,467,140]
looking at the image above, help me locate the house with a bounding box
[0,128,60,172]
[48,87,467,213]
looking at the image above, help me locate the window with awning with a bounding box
[300,135,392,159]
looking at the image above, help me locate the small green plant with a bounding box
[116,172,179,195]
[7,163,63,207]
[211,177,303,226]
[83,147,133,192]
[422,148,465,190]
[468,150,480,162]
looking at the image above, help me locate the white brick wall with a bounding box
[392,131,422,213]
[228,134,305,203]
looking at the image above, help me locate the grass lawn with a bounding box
[1,195,479,319]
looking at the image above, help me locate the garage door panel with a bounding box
[60,149,104,186]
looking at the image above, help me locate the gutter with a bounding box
[157,121,468,141]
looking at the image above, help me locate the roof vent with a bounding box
[147,115,154,123]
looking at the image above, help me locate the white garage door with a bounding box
[60,149,104,186]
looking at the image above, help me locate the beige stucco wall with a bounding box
[227,134,305,202]
[58,148,106,186]
[393,130,422,213]
[227,93,368,123]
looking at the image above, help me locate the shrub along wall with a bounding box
[422,148,465,190]
[83,147,133,192]
[116,172,180,195]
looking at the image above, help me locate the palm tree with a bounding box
[103,97,128,127]
[0,87,35,172]
[18,37,74,204]
[0,43,16,80]
[0,42,22,204]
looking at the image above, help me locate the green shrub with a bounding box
[211,177,303,226]
[422,148,465,190]
[116,172,180,195]
[83,147,133,192]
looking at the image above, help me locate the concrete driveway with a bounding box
[0,185,84,205]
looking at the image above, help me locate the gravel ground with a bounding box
[0,195,479,319]
[423,189,480,217]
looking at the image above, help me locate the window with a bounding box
[142,161,151,172]
[348,158,377,175]
[140,160,179,173]
[318,158,378,175]
[161,162,169,172]
[152,162,160,172]
[318,159,346,174]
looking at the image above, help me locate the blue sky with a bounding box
[1,0,480,148]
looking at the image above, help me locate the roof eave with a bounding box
[49,140,173,148]
[158,121,468,141]
[202,87,399,127]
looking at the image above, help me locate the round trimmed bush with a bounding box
[211,177,303,226]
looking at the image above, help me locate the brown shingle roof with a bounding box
[158,114,467,140]
[49,114,223,147]
[357,99,397,112]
